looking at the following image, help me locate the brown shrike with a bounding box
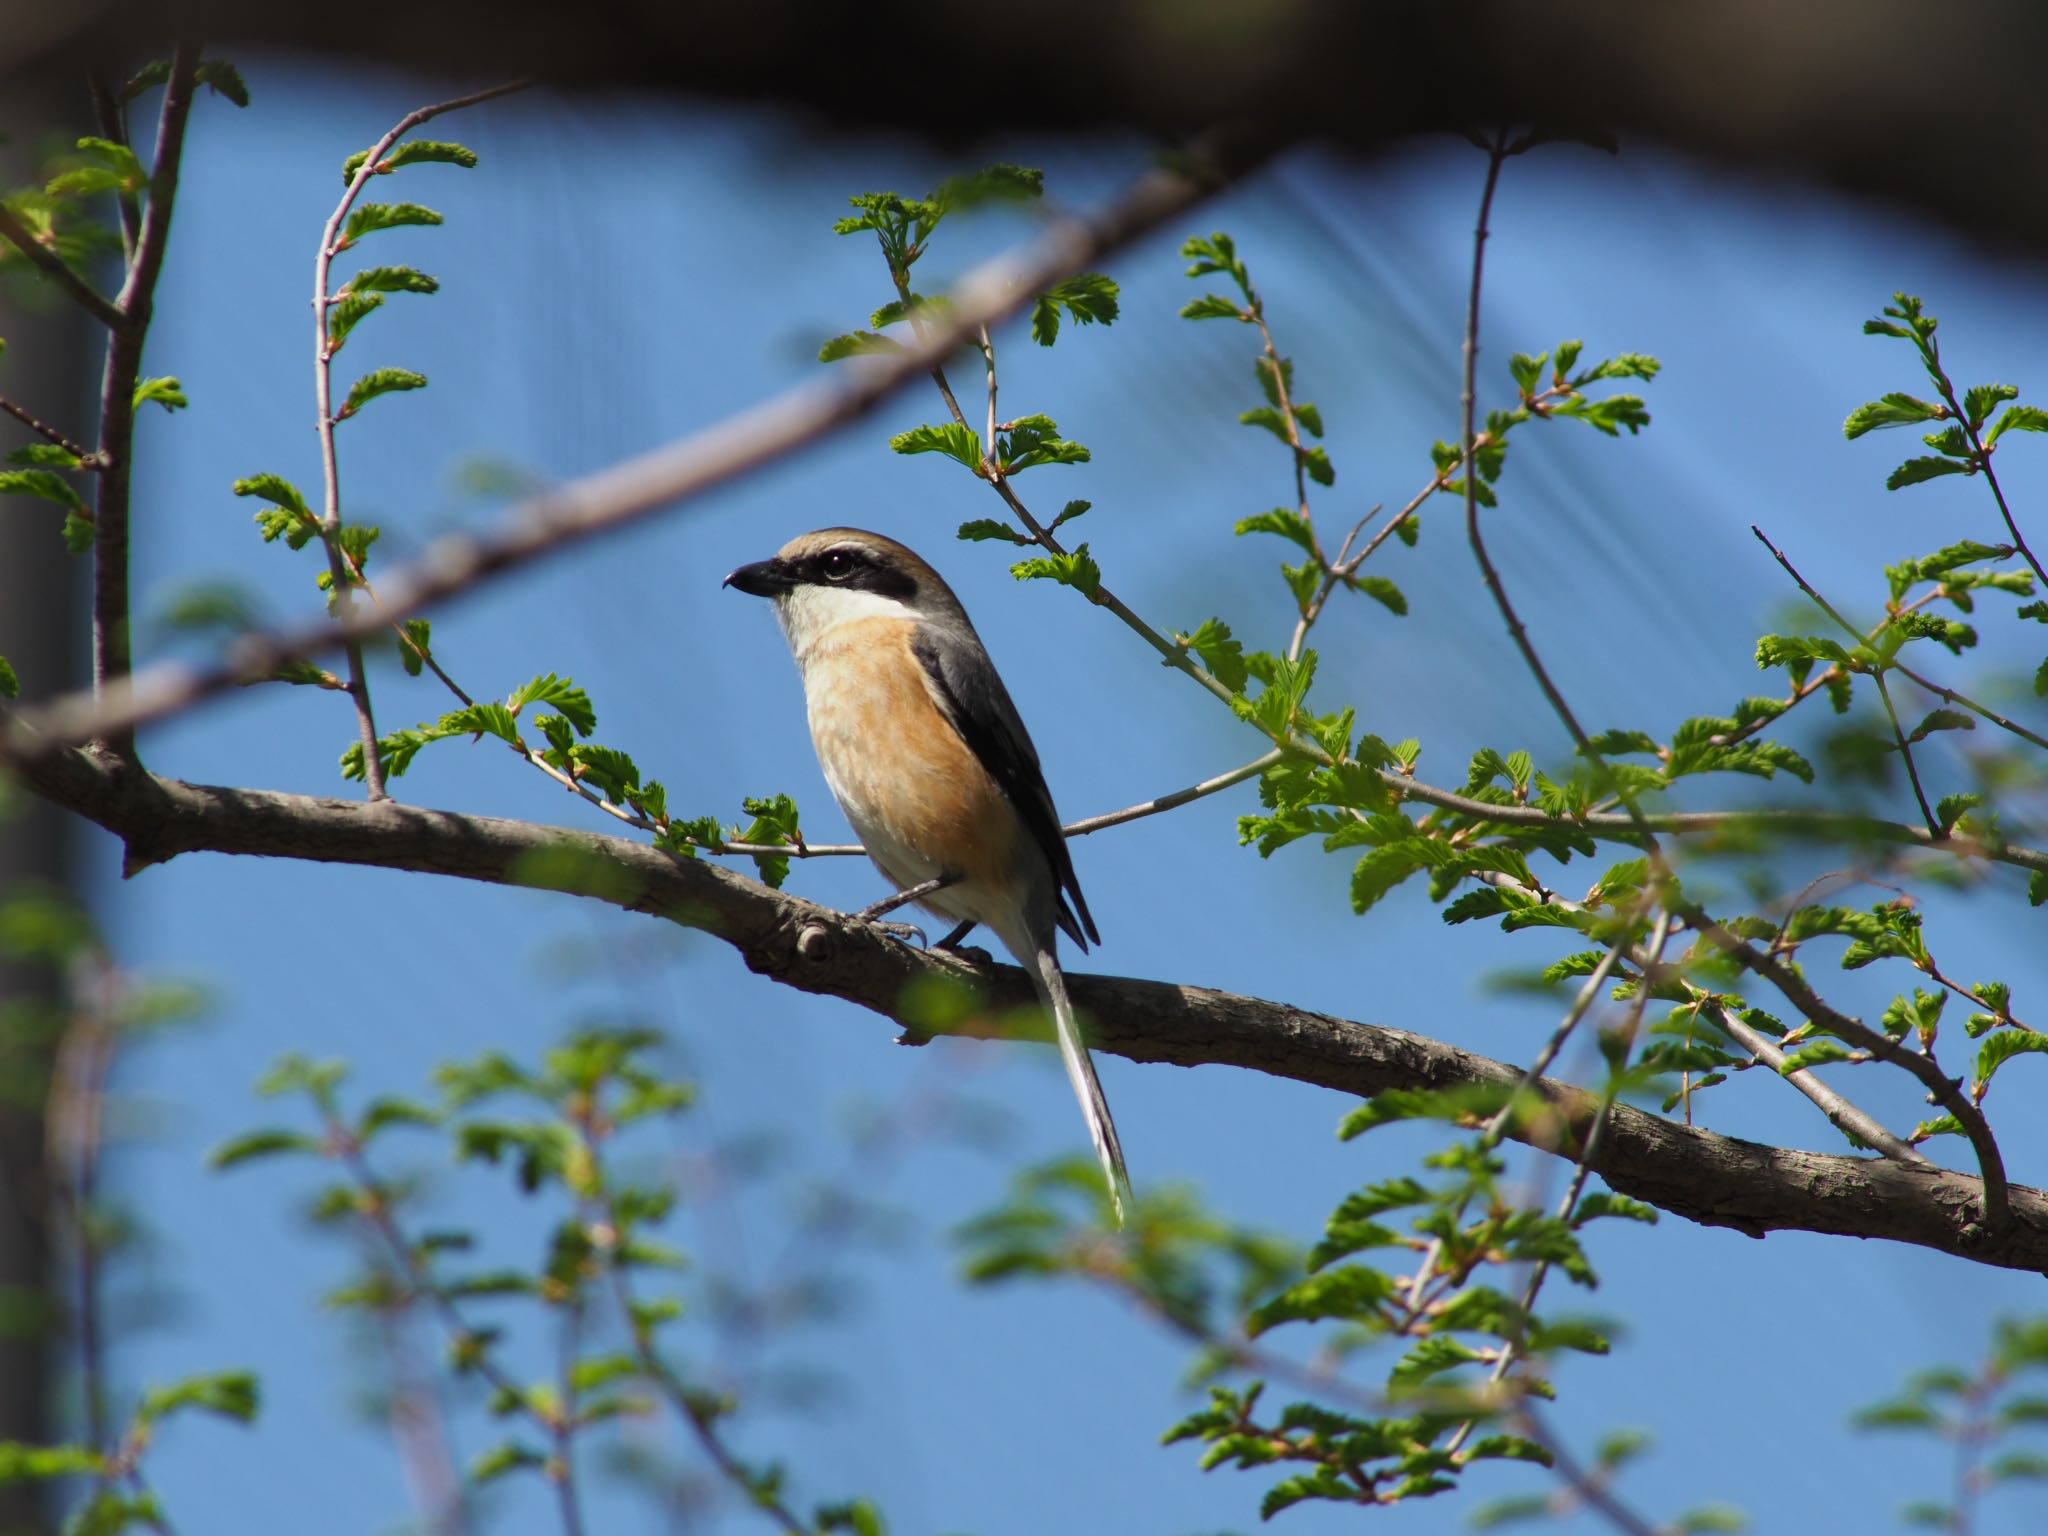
[725,527,1132,1224]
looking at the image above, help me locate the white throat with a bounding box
[775,583,920,661]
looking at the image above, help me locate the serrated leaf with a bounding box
[399,618,431,677]
[0,469,86,513]
[1182,618,1247,693]
[1843,393,1942,438]
[337,367,427,421]
[818,330,906,362]
[382,140,479,176]
[340,201,444,246]
[508,674,596,736]
[1988,403,2048,445]
[956,518,1026,543]
[1010,544,1101,599]
[889,421,982,471]
[1974,1028,2048,1100]
[1888,456,1971,490]
[342,265,439,298]
[326,291,384,351]
[1235,507,1316,553]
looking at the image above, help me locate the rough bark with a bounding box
[15,745,2046,1276]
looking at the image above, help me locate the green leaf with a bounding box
[340,201,444,246]
[195,59,252,107]
[889,422,982,471]
[132,375,187,413]
[337,367,427,421]
[818,330,906,362]
[1010,544,1101,599]
[346,140,478,183]
[1780,1040,1855,1074]
[1235,507,1316,554]
[1989,403,2048,445]
[1843,393,1942,438]
[956,518,1027,544]
[6,444,79,469]
[44,167,124,200]
[508,673,596,736]
[342,265,440,297]
[470,1441,547,1484]
[1974,1029,2048,1100]
[1246,1265,1395,1335]
[73,137,145,190]
[326,292,383,352]
[0,1443,106,1483]
[997,414,1089,472]
[0,658,16,699]
[138,1370,260,1425]
[208,1129,324,1169]
[1353,575,1407,616]
[0,469,86,513]
[1030,273,1119,345]
[120,60,173,100]
[1963,383,2019,429]
[1887,456,1972,490]
[1182,618,1248,692]
[1052,498,1090,529]
[399,618,431,677]
[1906,707,1974,744]
[1179,293,1245,322]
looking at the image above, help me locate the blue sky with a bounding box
[55,61,2048,1535]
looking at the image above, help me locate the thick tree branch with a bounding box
[12,745,2043,1273]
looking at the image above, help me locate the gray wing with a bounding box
[909,625,1099,950]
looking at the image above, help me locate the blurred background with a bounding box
[5,17,2048,1536]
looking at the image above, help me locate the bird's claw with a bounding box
[865,917,929,948]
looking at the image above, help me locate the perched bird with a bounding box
[725,527,1132,1223]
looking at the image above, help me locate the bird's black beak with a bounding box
[723,558,794,597]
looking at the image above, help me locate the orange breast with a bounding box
[801,618,1019,898]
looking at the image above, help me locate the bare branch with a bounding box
[0,204,127,332]
[0,394,94,462]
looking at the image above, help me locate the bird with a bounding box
[725,527,1132,1224]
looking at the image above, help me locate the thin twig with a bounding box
[0,395,95,462]
[1695,908,2011,1228]
[88,71,141,261]
[311,85,530,799]
[1874,669,1942,836]
[1064,749,1284,837]
[0,204,128,331]
[1714,1002,1928,1163]
[1753,522,2048,755]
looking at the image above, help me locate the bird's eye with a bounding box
[820,548,857,580]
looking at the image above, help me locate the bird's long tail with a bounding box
[1027,945,1133,1228]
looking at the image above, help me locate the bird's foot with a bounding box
[861,916,929,948]
[933,920,977,952]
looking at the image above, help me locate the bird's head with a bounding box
[724,527,968,654]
